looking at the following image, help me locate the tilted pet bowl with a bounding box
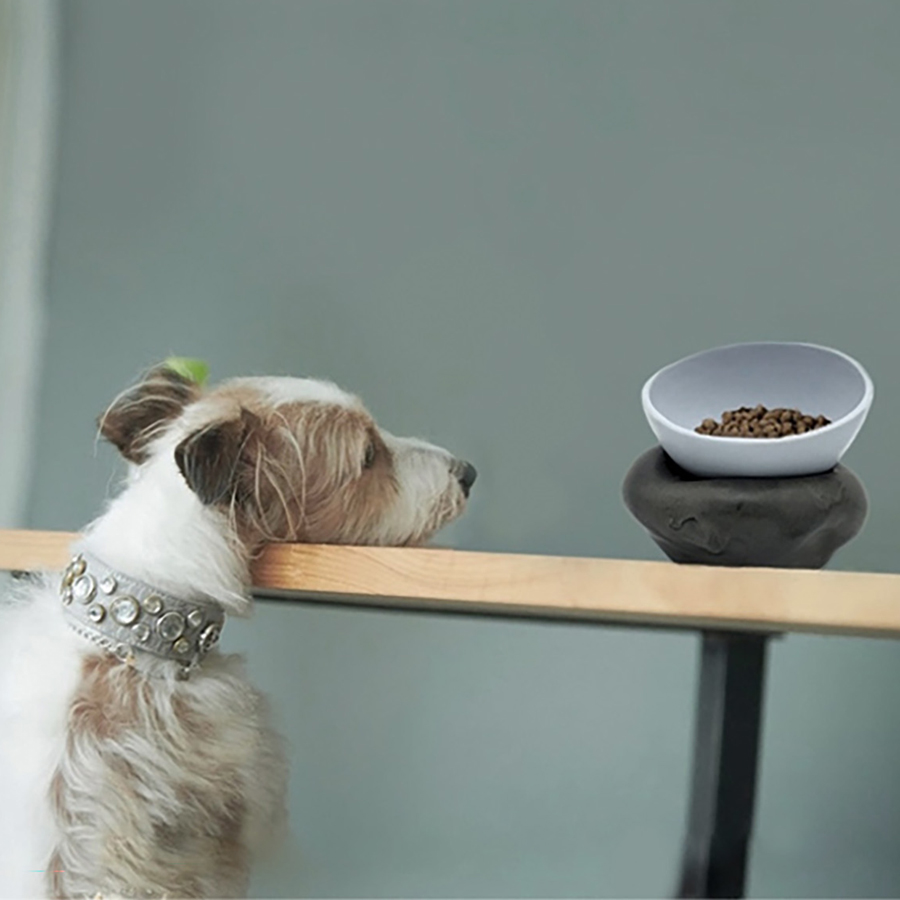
[641,342,874,478]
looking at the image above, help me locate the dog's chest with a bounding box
[0,587,84,898]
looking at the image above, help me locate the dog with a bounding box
[0,365,476,899]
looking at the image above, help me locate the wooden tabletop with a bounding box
[2,529,900,639]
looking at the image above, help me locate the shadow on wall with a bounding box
[0,0,57,528]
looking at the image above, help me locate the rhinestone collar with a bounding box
[60,551,225,679]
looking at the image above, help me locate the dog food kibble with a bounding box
[695,405,831,438]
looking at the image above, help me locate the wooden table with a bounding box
[4,529,900,897]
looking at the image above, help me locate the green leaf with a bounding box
[163,357,210,385]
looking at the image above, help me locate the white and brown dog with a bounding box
[0,366,475,899]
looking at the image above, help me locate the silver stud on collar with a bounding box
[172,636,193,656]
[158,611,185,641]
[87,603,106,623]
[132,622,151,643]
[187,608,204,629]
[72,574,96,604]
[99,574,117,595]
[111,595,140,626]
[199,623,221,652]
[143,595,163,615]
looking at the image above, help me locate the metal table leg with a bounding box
[677,631,770,899]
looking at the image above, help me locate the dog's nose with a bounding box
[455,461,477,497]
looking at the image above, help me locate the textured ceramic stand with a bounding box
[623,447,868,569]
[622,447,868,900]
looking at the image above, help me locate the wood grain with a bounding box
[0,528,77,573]
[3,529,900,638]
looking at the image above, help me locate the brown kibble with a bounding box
[697,405,830,439]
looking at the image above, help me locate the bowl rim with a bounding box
[641,341,875,445]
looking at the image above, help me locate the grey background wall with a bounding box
[26,1,900,896]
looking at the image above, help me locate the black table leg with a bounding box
[677,631,770,899]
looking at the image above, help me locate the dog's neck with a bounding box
[79,451,253,617]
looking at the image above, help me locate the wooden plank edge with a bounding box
[253,543,900,638]
[0,529,77,572]
[253,587,900,640]
[4,529,900,638]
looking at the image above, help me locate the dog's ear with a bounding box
[99,365,201,463]
[174,408,260,506]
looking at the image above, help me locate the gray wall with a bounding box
[28,1,900,895]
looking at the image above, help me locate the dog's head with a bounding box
[98,366,475,548]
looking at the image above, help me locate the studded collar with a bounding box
[60,551,225,678]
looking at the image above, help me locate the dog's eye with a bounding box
[363,441,377,469]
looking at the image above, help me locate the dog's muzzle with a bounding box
[60,552,225,679]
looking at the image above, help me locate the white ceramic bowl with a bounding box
[641,342,874,478]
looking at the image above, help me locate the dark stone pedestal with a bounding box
[621,447,868,899]
[622,447,868,569]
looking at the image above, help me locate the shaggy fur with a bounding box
[0,367,474,899]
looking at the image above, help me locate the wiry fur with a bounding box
[0,370,474,899]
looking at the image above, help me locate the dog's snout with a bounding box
[455,461,477,497]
